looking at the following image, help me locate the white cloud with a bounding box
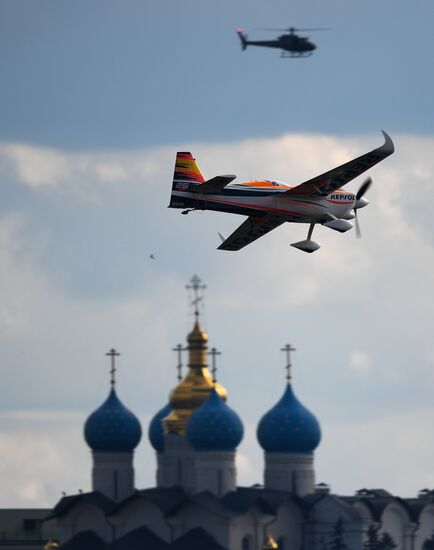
[1,144,71,187]
[348,351,372,373]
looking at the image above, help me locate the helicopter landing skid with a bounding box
[280,51,312,58]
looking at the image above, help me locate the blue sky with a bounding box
[1,1,434,506]
[1,0,433,149]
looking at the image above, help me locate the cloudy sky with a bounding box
[1,0,434,507]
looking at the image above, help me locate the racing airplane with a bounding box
[168,131,394,253]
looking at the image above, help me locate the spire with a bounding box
[106,348,120,388]
[281,343,296,383]
[163,276,227,435]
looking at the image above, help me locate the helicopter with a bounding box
[236,26,329,58]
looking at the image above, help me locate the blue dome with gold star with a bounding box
[186,388,244,451]
[84,388,142,453]
[257,384,321,453]
[148,403,172,452]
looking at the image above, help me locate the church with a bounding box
[3,276,434,550]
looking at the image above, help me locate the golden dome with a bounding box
[44,541,60,550]
[262,535,279,549]
[163,319,227,435]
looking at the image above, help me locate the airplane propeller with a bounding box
[354,177,372,239]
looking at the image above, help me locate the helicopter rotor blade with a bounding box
[255,27,331,32]
[293,27,331,32]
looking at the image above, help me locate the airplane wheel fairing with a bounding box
[290,240,321,253]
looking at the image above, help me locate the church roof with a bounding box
[107,526,168,549]
[342,492,415,522]
[49,492,115,519]
[169,527,226,550]
[59,530,105,550]
[109,487,188,517]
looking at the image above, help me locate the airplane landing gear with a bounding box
[290,223,321,253]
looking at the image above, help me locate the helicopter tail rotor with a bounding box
[236,28,248,50]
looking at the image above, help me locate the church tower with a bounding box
[148,275,243,496]
[257,344,321,497]
[84,349,142,501]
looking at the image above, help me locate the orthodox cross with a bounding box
[106,348,120,387]
[186,274,206,319]
[208,347,221,384]
[172,343,186,381]
[281,344,296,382]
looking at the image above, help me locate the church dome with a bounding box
[186,388,244,451]
[84,388,142,453]
[257,384,321,453]
[148,403,172,452]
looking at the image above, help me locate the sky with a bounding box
[1,0,434,507]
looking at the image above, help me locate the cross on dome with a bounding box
[186,274,206,320]
[106,348,120,387]
[281,343,296,382]
[172,343,186,381]
[208,347,222,384]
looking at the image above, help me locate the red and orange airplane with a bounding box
[168,131,394,253]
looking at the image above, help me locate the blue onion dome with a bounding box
[84,388,142,453]
[186,388,244,451]
[148,403,172,452]
[257,384,321,453]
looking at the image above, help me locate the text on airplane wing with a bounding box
[192,175,237,194]
[283,131,394,197]
[218,214,285,251]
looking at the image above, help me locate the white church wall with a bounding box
[57,503,111,544]
[380,502,411,550]
[269,500,303,550]
[228,512,256,550]
[414,504,434,550]
[92,452,135,501]
[160,435,195,492]
[109,497,171,541]
[305,496,364,550]
[228,507,275,550]
[193,451,237,496]
[264,453,315,496]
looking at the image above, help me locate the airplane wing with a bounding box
[218,214,285,251]
[283,130,394,197]
[192,175,237,194]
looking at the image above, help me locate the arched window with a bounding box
[242,535,252,550]
[278,536,287,550]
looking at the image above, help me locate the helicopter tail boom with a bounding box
[237,28,248,50]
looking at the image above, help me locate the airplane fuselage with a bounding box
[169,181,356,224]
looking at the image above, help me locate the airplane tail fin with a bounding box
[237,28,248,50]
[170,152,205,206]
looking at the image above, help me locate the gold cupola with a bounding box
[163,276,227,435]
